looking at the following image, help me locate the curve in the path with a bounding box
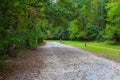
[11,42,120,80]
[40,42,120,80]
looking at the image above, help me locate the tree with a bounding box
[0,0,48,56]
[106,0,120,42]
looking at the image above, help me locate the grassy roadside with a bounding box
[46,40,120,62]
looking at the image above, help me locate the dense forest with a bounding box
[0,0,120,58]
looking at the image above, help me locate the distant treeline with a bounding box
[45,0,120,42]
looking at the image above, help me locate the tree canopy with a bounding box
[0,0,120,57]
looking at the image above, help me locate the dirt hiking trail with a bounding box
[3,42,120,80]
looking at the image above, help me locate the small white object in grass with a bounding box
[53,0,58,3]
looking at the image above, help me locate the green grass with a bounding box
[46,40,120,62]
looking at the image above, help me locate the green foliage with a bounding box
[1,0,120,58]
[0,0,46,57]
[106,1,120,42]
[63,0,107,41]
[86,24,101,40]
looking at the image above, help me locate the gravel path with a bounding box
[10,42,120,80]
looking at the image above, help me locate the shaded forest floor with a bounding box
[0,50,44,80]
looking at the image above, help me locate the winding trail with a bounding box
[11,42,120,80]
